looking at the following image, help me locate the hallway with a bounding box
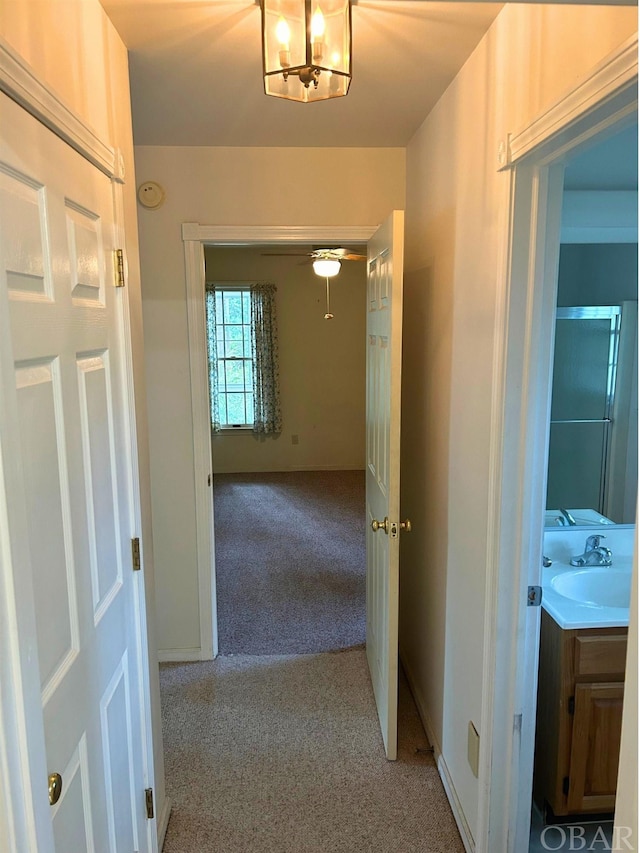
[160,649,464,852]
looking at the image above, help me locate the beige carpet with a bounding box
[160,650,464,852]
[213,471,366,655]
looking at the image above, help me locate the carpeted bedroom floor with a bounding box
[213,470,366,655]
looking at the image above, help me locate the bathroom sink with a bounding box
[551,568,631,609]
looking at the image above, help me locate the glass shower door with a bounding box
[546,306,621,517]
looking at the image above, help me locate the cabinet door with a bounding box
[567,682,624,813]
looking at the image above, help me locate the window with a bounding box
[206,282,282,435]
[207,287,254,427]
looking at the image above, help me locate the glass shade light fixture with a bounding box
[312,258,341,320]
[312,258,341,277]
[261,0,352,102]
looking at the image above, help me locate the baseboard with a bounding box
[212,465,366,474]
[281,465,365,472]
[400,648,475,853]
[158,648,202,663]
[157,795,172,850]
[435,749,475,853]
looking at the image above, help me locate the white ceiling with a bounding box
[101,0,502,147]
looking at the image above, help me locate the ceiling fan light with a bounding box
[313,258,341,277]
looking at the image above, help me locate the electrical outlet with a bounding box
[468,721,480,778]
[291,434,299,445]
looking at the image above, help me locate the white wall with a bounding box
[0,0,113,145]
[558,243,638,306]
[0,0,167,840]
[135,145,405,654]
[206,246,366,474]
[399,4,637,843]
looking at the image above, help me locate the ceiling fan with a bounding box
[261,247,367,262]
[261,247,366,320]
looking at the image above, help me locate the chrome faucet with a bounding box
[557,508,577,527]
[570,534,612,567]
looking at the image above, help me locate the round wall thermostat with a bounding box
[137,181,165,209]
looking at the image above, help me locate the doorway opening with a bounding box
[204,242,368,656]
[181,224,375,660]
[528,123,638,853]
[204,245,366,654]
[479,39,638,853]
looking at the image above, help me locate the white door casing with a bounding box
[181,223,376,662]
[477,35,637,853]
[0,91,154,852]
[365,210,405,761]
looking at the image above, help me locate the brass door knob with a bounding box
[48,772,62,806]
[371,517,389,534]
[400,519,412,533]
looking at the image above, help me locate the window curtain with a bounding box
[205,284,221,432]
[251,283,282,435]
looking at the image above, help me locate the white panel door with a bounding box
[0,92,152,851]
[365,210,405,761]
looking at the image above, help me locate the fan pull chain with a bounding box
[324,277,334,320]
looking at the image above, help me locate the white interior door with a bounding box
[0,92,153,851]
[365,210,405,761]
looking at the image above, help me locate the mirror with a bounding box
[545,125,638,528]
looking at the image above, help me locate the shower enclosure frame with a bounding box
[548,305,622,519]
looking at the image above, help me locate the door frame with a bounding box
[477,34,637,853]
[0,35,157,853]
[182,224,377,658]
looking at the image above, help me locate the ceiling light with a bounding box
[313,258,341,277]
[261,1,352,103]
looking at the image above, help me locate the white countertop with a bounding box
[541,527,634,630]
[541,562,631,629]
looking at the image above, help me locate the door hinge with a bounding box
[562,776,570,796]
[145,787,154,820]
[568,695,575,715]
[527,585,542,607]
[114,249,125,288]
[208,473,211,487]
[131,537,141,571]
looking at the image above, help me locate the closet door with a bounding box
[0,91,152,852]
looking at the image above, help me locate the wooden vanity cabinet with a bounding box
[534,609,627,817]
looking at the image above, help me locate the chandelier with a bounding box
[261,0,352,102]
